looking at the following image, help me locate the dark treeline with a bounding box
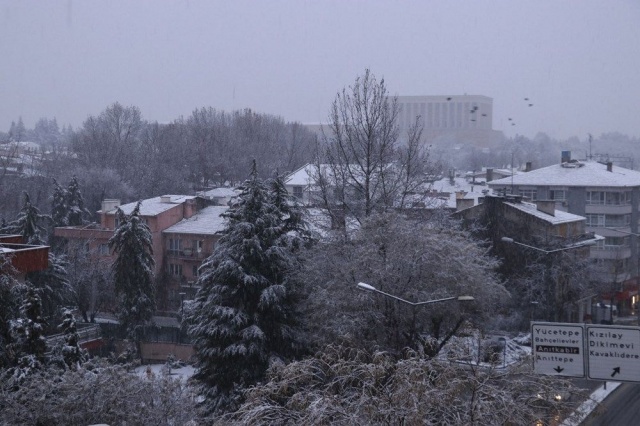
[1,103,318,222]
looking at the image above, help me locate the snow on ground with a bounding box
[134,363,195,383]
[560,382,621,426]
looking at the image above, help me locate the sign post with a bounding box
[531,322,585,377]
[586,325,640,382]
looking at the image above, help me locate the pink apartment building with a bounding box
[54,195,230,310]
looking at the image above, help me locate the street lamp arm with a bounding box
[413,296,458,306]
[357,283,417,305]
[501,237,596,254]
[356,282,473,306]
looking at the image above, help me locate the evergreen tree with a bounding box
[0,257,22,369]
[58,309,86,370]
[4,192,50,244]
[66,175,87,226]
[108,202,155,339]
[51,179,68,227]
[8,287,47,376]
[188,161,309,415]
[27,252,71,328]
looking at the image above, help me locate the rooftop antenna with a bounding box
[588,133,593,160]
[511,151,514,195]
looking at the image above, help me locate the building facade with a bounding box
[54,195,230,310]
[487,153,640,313]
[396,95,504,148]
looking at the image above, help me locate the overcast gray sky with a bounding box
[1,0,638,140]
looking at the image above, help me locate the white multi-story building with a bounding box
[396,95,503,148]
[488,152,640,311]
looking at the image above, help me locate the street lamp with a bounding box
[500,237,596,254]
[356,282,475,305]
[357,282,474,349]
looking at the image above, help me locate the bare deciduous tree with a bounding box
[298,212,507,355]
[314,69,436,226]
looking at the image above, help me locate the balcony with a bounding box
[591,246,632,259]
[166,248,207,260]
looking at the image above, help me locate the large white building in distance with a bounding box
[396,95,503,148]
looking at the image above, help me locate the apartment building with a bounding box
[54,195,229,309]
[455,194,596,322]
[487,153,640,312]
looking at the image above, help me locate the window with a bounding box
[519,189,537,201]
[606,191,631,205]
[585,214,605,227]
[169,263,183,276]
[99,244,109,255]
[168,238,182,254]
[586,191,605,205]
[549,189,566,201]
[192,265,199,277]
[293,186,303,199]
[605,214,631,227]
[603,236,630,249]
[193,239,204,253]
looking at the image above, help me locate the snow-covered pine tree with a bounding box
[26,252,71,328]
[58,309,86,370]
[5,192,50,244]
[188,161,309,415]
[108,202,155,339]
[8,287,47,376]
[0,256,21,369]
[66,175,87,226]
[51,179,68,227]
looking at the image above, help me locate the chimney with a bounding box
[160,195,172,203]
[525,162,532,172]
[536,200,555,216]
[456,198,474,211]
[184,198,197,218]
[486,168,494,182]
[561,151,571,163]
[607,162,613,172]
[101,199,120,213]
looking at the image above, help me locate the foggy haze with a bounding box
[1,0,639,140]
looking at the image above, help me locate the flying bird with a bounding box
[482,114,487,117]
[508,118,512,121]
[528,103,533,107]
[446,97,452,101]
[524,98,529,101]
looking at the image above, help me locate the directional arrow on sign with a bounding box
[611,367,620,378]
[554,366,564,373]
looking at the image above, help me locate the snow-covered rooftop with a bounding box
[427,176,493,209]
[163,206,228,235]
[285,164,322,186]
[106,195,197,216]
[488,161,640,188]
[198,187,239,198]
[504,201,586,225]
